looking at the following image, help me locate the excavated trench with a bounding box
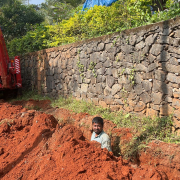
[0,99,180,179]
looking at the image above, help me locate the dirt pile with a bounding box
[0,101,180,179]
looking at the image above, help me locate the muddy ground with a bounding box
[0,99,180,179]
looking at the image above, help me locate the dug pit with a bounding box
[0,101,180,179]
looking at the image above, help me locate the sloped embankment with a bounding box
[0,101,180,179]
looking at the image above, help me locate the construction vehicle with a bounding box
[0,27,22,97]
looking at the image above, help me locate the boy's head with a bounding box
[92,117,104,135]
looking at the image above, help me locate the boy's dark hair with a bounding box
[92,117,104,126]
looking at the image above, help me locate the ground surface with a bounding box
[0,99,180,179]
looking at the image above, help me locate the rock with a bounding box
[134,101,146,112]
[106,76,115,88]
[152,92,163,104]
[135,64,147,72]
[112,84,122,95]
[150,44,163,56]
[97,43,105,51]
[134,84,144,95]
[142,80,152,92]
[172,99,180,109]
[121,45,133,54]
[160,104,174,116]
[146,108,159,117]
[135,41,145,50]
[140,92,151,104]
[81,84,88,93]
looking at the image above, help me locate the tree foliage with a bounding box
[0,0,44,40]
[7,0,180,56]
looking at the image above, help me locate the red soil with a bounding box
[0,100,180,179]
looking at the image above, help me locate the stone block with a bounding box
[155,70,166,81]
[95,84,103,94]
[152,92,163,104]
[156,50,170,62]
[104,96,114,105]
[112,84,122,95]
[174,29,180,38]
[134,101,146,112]
[95,62,103,69]
[135,64,147,72]
[129,35,136,45]
[160,104,174,116]
[91,77,96,84]
[174,110,180,119]
[148,54,156,63]
[134,84,144,95]
[135,73,143,84]
[100,51,108,63]
[114,99,123,105]
[167,73,180,84]
[151,104,160,111]
[169,56,179,65]
[105,68,112,76]
[87,93,95,98]
[104,59,112,68]
[150,44,163,56]
[142,80,152,92]
[86,71,93,79]
[116,52,125,61]
[97,43,105,51]
[89,98,97,105]
[135,41,145,50]
[123,104,133,112]
[81,84,88,93]
[148,62,158,72]
[128,91,137,100]
[173,89,180,98]
[146,108,159,117]
[99,101,108,108]
[145,34,157,46]
[165,96,172,103]
[105,43,116,53]
[106,76,115,88]
[97,67,105,75]
[142,72,154,80]
[84,78,91,84]
[124,83,133,92]
[110,105,123,111]
[140,92,151,104]
[172,98,180,109]
[121,45,133,54]
[81,92,87,99]
[112,69,118,78]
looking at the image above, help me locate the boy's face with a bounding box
[92,122,103,135]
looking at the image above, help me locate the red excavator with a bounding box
[0,27,22,97]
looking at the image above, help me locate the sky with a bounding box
[29,0,45,5]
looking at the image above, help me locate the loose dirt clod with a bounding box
[0,101,180,180]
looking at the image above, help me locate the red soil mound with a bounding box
[0,102,180,179]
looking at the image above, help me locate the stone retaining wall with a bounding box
[21,17,180,129]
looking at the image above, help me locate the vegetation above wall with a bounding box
[7,0,180,56]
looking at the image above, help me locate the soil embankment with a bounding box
[0,100,180,179]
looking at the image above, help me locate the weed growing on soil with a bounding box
[10,90,51,102]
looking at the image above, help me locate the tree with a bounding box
[0,0,44,40]
[39,0,76,24]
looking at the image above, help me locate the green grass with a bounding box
[10,90,52,102]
